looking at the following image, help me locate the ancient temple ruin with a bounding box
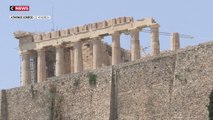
[14,17,180,86]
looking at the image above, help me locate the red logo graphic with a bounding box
[10,6,30,11]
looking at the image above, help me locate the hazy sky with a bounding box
[0,0,213,89]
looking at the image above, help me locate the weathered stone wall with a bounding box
[0,90,2,119]
[6,85,51,120]
[115,52,176,120]
[5,68,112,120]
[171,42,213,120]
[0,90,8,120]
[114,41,213,120]
[46,68,112,120]
[2,41,213,120]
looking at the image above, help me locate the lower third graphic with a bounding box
[10,15,51,20]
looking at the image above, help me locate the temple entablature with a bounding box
[15,17,158,51]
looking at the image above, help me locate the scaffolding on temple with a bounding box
[30,53,37,84]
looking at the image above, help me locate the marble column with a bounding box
[21,51,31,86]
[151,25,160,55]
[112,31,121,65]
[171,32,180,51]
[93,37,102,69]
[74,41,83,72]
[55,45,65,76]
[70,47,74,73]
[37,48,46,83]
[130,29,140,61]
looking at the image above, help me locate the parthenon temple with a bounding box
[14,17,180,86]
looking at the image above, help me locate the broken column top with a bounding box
[14,31,34,39]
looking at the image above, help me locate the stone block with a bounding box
[116,17,121,24]
[78,26,84,33]
[97,21,107,29]
[41,32,51,40]
[97,22,103,29]
[107,19,112,27]
[74,27,79,34]
[78,25,88,33]
[33,34,42,42]
[88,23,97,31]
[103,21,107,27]
[112,18,117,25]
[92,23,97,30]
[60,29,68,37]
[126,17,133,22]
[69,28,75,35]
[87,24,92,31]
[68,27,79,34]
[50,31,60,38]
[120,17,126,24]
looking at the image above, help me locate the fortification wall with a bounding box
[5,68,112,120]
[2,41,213,120]
[0,90,8,120]
[46,68,112,120]
[6,85,51,120]
[114,41,213,120]
[0,90,2,119]
[115,53,176,120]
[171,42,213,120]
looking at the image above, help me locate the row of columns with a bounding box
[20,39,100,86]
[21,26,180,86]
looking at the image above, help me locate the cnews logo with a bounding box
[10,6,30,11]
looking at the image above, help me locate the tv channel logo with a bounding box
[10,6,30,11]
